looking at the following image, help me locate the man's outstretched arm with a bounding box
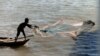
[27,24,32,28]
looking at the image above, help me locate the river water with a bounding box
[0,0,98,56]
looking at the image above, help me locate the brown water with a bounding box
[0,36,75,56]
[0,0,97,56]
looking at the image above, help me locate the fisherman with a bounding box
[15,18,32,42]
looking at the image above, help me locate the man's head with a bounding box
[25,18,29,23]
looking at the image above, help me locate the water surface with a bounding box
[0,0,97,56]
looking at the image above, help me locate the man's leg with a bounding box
[22,30,26,40]
[15,30,20,42]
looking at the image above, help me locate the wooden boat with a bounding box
[0,37,30,47]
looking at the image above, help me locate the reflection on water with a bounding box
[0,46,33,56]
[12,46,34,56]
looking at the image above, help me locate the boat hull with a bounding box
[0,38,29,47]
